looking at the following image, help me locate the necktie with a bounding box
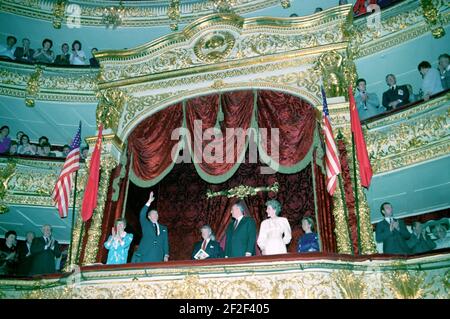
[153,223,158,236]
[234,220,238,230]
[201,240,207,251]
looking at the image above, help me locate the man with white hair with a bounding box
[225,201,256,258]
[30,225,61,275]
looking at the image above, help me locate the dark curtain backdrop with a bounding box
[124,158,315,261]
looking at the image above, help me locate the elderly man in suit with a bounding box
[375,202,411,254]
[191,225,223,260]
[18,231,35,275]
[225,201,257,258]
[134,191,169,263]
[30,225,61,275]
[382,74,410,110]
[438,53,450,90]
[354,78,383,121]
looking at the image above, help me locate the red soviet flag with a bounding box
[81,124,103,222]
[348,86,373,188]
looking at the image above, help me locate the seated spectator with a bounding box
[406,84,419,103]
[54,43,70,66]
[17,231,35,276]
[314,7,323,13]
[62,144,71,157]
[9,141,18,155]
[0,35,17,60]
[297,217,320,253]
[16,130,24,142]
[17,134,36,156]
[0,125,11,154]
[438,53,450,90]
[418,61,444,100]
[0,230,18,275]
[354,78,382,120]
[38,142,56,157]
[33,39,55,64]
[35,136,49,155]
[375,202,410,254]
[433,224,450,250]
[289,13,298,17]
[90,48,100,67]
[14,38,34,64]
[81,145,89,159]
[407,222,436,254]
[339,0,348,4]
[70,40,86,66]
[191,225,223,260]
[382,74,410,111]
[30,225,61,275]
[104,219,133,265]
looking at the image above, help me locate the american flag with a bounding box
[52,122,81,218]
[321,86,341,195]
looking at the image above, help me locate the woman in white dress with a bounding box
[70,40,86,65]
[257,199,292,255]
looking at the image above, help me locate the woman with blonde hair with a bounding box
[104,218,133,265]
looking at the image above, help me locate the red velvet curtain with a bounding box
[337,139,359,254]
[313,153,337,253]
[185,91,254,176]
[128,103,183,182]
[257,91,316,166]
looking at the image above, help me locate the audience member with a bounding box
[30,225,61,275]
[132,191,169,263]
[0,36,17,60]
[17,134,36,155]
[407,221,436,254]
[406,84,419,103]
[17,231,35,275]
[9,141,18,155]
[36,136,49,155]
[33,38,55,64]
[354,78,382,120]
[375,202,410,254]
[225,201,257,258]
[81,145,89,159]
[62,144,71,157]
[257,199,292,255]
[418,61,444,100]
[191,225,223,260]
[297,217,320,253]
[90,48,100,67]
[314,7,323,13]
[382,74,410,110]
[0,125,11,154]
[13,38,34,63]
[70,40,86,65]
[433,224,450,250]
[0,230,18,275]
[104,218,133,265]
[16,130,24,142]
[54,43,70,66]
[438,53,450,90]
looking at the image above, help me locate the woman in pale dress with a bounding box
[257,199,292,255]
[104,218,133,265]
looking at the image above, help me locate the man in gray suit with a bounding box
[354,78,383,121]
[134,192,169,263]
[438,53,450,90]
[375,202,411,254]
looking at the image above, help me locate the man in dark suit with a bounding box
[13,38,34,63]
[407,222,436,254]
[375,202,411,254]
[225,201,257,258]
[30,225,61,275]
[17,231,35,275]
[134,191,169,263]
[191,225,223,260]
[382,74,410,110]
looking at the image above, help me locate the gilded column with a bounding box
[82,155,118,265]
[331,177,353,254]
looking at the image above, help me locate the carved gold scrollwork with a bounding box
[52,0,67,29]
[420,0,446,39]
[280,0,290,9]
[96,89,127,131]
[316,51,346,98]
[206,182,279,199]
[25,65,44,107]
[194,31,236,63]
[168,0,180,31]
[0,161,16,214]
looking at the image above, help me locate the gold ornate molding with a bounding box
[1,253,448,298]
[0,161,16,214]
[25,66,44,107]
[365,95,450,174]
[420,0,446,39]
[52,0,67,29]
[96,89,127,131]
[206,182,279,199]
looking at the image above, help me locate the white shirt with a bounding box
[70,50,86,65]
[0,45,16,59]
[384,217,393,224]
[234,215,244,228]
[422,68,444,95]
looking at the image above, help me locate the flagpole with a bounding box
[351,133,362,254]
[75,222,85,265]
[68,170,79,266]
